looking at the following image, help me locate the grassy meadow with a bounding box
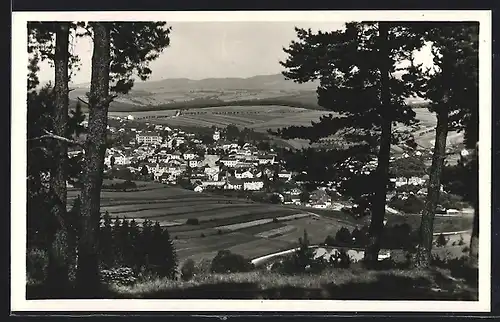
[107,266,477,300]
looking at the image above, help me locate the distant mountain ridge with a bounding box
[68,72,426,111]
[71,73,320,92]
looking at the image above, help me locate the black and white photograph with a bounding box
[11,10,492,312]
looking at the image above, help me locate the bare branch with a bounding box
[77,96,89,106]
[106,94,118,105]
[28,129,84,146]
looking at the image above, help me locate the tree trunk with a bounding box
[469,198,479,267]
[469,144,479,267]
[415,109,449,268]
[47,22,71,292]
[76,22,111,297]
[364,22,391,265]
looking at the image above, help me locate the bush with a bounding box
[458,235,465,246]
[436,233,448,247]
[335,227,352,245]
[26,248,48,283]
[200,233,206,238]
[186,218,199,225]
[180,259,196,281]
[329,249,351,268]
[100,266,137,286]
[389,195,425,214]
[278,230,320,274]
[324,235,336,246]
[210,250,254,274]
[272,217,279,223]
[381,223,416,250]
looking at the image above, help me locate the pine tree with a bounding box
[160,225,178,279]
[276,22,425,264]
[411,23,479,267]
[98,211,114,268]
[150,221,163,273]
[140,219,154,271]
[128,219,141,271]
[111,217,123,265]
[75,22,171,294]
[27,22,85,288]
[118,218,131,267]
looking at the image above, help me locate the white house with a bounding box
[277,171,293,181]
[225,178,243,190]
[194,185,204,193]
[136,131,162,145]
[408,176,427,186]
[258,155,275,165]
[201,180,226,188]
[243,179,264,191]
[220,158,238,167]
[204,166,220,181]
[235,170,254,179]
[183,152,197,160]
[170,152,182,160]
[189,159,201,168]
[213,130,220,141]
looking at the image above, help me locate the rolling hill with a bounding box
[69,74,322,111]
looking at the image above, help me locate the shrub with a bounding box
[324,235,336,246]
[389,195,425,214]
[26,248,48,283]
[100,266,137,286]
[272,217,279,223]
[329,249,352,268]
[210,250,254,274]
[279,230,319,274]
[436,233,448,247]
[458,235,465,246]
[180,259,196,281]
[335,227,352,245]
[462,246,470,253]
[217,229,223,235]
[186,218,199,225]
[381,223,415,250]
[200,233,205,238]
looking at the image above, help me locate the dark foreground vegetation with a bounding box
[27,224,478,300]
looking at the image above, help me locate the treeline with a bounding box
[102,96,324,113]
[98,213,177,279]
[27,210,178,285]
[325,224,419,251]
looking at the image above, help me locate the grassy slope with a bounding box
[27,265,477,300]
[108,267,477,300]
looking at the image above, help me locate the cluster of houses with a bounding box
[99,123,298,195]
[86,114,436,212]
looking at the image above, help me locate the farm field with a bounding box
[108,105,457,151]
[68,181,474,263]
[67,182,354,262]
[109,105,332,133]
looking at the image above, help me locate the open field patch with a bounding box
[214,213,312,232]
[255,225,296,238]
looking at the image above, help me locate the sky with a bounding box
[36,21,433,85]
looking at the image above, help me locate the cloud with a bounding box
[37,21,432,85]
